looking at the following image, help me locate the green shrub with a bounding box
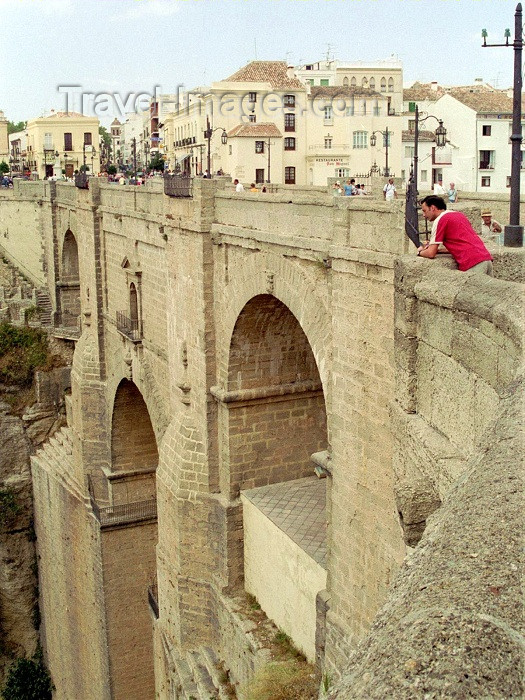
[1,649,53,700]
[0,489,21,529]
[0,323,50,387]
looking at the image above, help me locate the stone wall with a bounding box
[2,178,521,699]
[327,254,524,698]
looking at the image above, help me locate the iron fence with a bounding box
[91,498,157,527]
[116,311,142,341]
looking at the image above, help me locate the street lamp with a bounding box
[405,106,447,247]
[370,128,391,177]
[482,3,523,247]
[203,116,227,178]
[91,147,97,175]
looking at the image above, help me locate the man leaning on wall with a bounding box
[417,195,493,275]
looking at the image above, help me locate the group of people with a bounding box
[333,178,367,196]
[1,175,13,188]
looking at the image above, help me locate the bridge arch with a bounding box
[61,229,79,281]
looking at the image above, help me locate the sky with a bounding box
[0,0,521,125]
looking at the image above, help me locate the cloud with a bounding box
[110,0,182,21]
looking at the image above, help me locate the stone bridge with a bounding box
[0,179,522,699]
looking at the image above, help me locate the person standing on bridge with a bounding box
[418,195,493,275]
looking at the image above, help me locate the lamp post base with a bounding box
[504,224,524,247]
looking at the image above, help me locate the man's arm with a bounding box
[492,220,502,233]
[417,243,439,259]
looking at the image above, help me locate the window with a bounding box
[44,133,53,149]
[255,141,265,154]
[343,77,349,87]
[353,131,368,149]
[388,77,394,92]
[380,77,387,92]
[345,103,355,116]
[479,150,495,169]
[351,77,356,87]
[507,176,511,187]
[248,114,256,123]
[336,167,351,178]
[323,106,333,124]
[362,77,368,88]
[64,133,73,151]
[249,92,257,103]
[482,125,491,136]
[481,176,491,187]
[369,77,375,90]
[373,100,380,116]
[421,170,428,183]
[84,132,92,145]
[284,113,296,132]
[284,137,296,150]
[320,79,329,86]
[405,146,415,159]
[324,137,332,149]
[285,166,296,184]
[408,119,416,133]
[255,168,265,183]
[284,94,295,107]
[306,79,314,86]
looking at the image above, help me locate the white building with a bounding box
[163,59,404,185]
[402,81,525,194]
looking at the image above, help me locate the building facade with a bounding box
[25,111,100,179]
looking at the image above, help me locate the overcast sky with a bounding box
[0,0,520,125]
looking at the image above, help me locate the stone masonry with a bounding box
[0,178,522,699]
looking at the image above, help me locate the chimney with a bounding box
[430,81,438,91]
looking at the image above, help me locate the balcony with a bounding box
[116,311,142,342]
[91,497,157,527]
[479,162,495,170]
[164,174,193,198]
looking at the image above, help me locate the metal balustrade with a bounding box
[116,311,142,341]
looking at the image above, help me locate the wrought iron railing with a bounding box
[91,498,157,527]
[116,311,142,341]
[164,174,193,198]
[148,584,159,619]
[74,172,89,189]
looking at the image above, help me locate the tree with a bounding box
[107,164,117,176]
[99,126,112,163]
[7,121,26,135]
[2,650,53,700]
[149,154,165,172]
[0,161,9,175]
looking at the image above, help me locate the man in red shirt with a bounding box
[418,195,493,274]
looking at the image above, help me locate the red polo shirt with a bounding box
[430,211,493,271]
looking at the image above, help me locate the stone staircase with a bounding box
[34,289,53,327]
[32,426,82,501]
[172,646,235,700]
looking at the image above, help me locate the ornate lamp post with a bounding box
[203,116,227,178]
[405,107,447,246]
[370,127,391,177]
[482,3,523,246]
[91,147,97,175]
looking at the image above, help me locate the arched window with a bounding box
[369,77,376,90]
[362,77,368,88]
[381,77,387,92]
[388,77,394,92]
[351,76,357,87]
[343,76,349,87]
[129,283,138,323]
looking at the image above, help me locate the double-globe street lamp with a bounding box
[482,3,523,247]
[203,116,227,178]
[405,107,447,246]
[370,127,391,177]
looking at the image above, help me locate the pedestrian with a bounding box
[480,210,502,238]
[447,182,458,204]
[343,179,353,196]
[233,178,244,193]
[418,195,493,275]
[383,177,397,201]
[249,183,259,192]
[333,181,343,196]
[433,181,446,196]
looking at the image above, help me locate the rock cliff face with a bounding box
[0,370,70,684]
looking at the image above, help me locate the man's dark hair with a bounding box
[420,195,447,210]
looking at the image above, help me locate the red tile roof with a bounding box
[227,123,282,138]
[223,61,305,90]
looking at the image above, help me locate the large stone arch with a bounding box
[61,229,80,281]
[57,228,81,327]
[216,251,331,404]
